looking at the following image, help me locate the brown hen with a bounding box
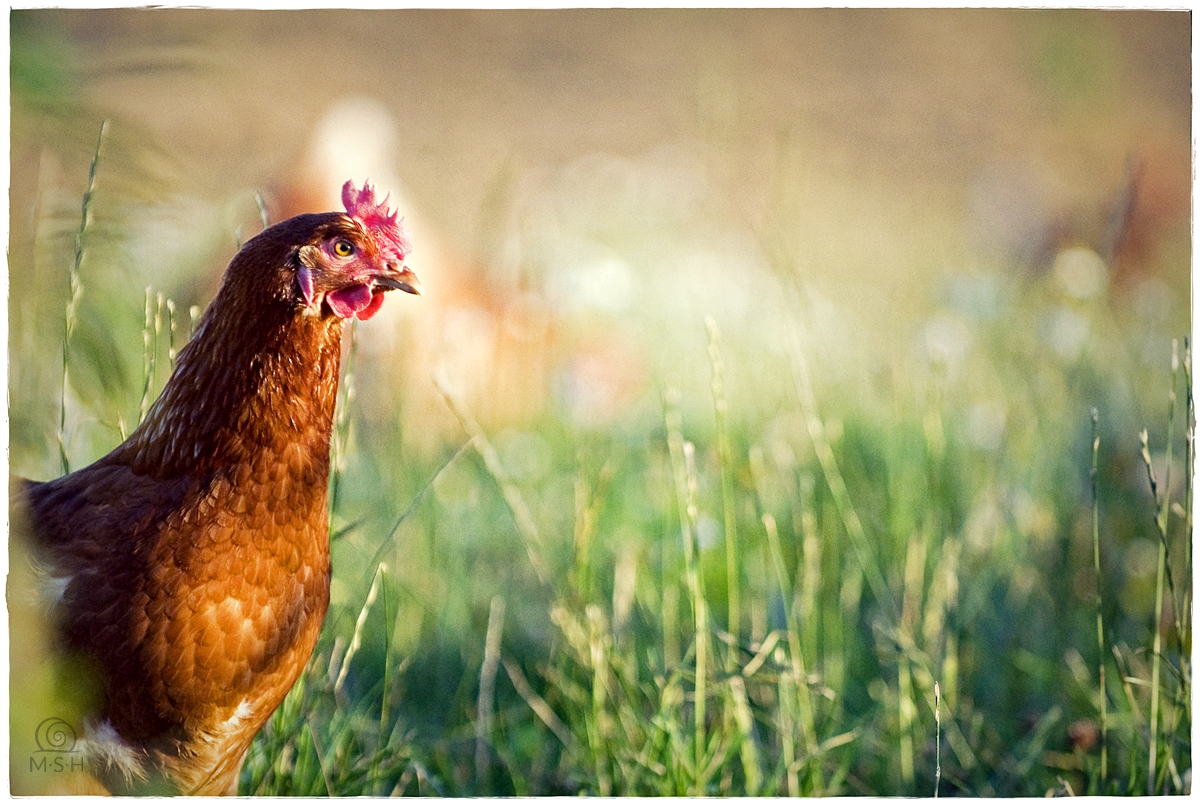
[11,181,419,794]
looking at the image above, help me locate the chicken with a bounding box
[10,181,419,794]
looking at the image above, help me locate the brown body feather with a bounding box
[14,207,417,794]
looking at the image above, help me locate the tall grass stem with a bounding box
[475,595,506,788]
[1144,339,1179,794]
[502,657,574,750]
[437,372,548,585]
[255,191,271,229]
[788,332,898,621]
[706,317,741,666]
[662,384,710,793]
[934,681,941,797]
[59,119,108,473]
[683,441,710,794]
[138,286,155,425]
[763,512,821,793]
[334,562,385,701]
[1090,409,1107,784]
[1183,338,1193,652]
[330,320,359,518]
[166,299,178,368]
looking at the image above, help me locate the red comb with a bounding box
[341,180,413,261]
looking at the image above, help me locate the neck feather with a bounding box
[117,268,344,479]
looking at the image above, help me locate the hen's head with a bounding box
[265,180,420,322]
[300,180,420,321]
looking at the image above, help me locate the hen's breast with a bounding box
[143,463,330,711]
[21,444,332,792]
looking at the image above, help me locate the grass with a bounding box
[1091,407,1108,785]
[57,120,106,474]
[10,140,1192,797]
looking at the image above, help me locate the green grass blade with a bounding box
[59,119,108,473]
[1090,409,1108,784]
[706,317,741,665]
[788,331,898,622]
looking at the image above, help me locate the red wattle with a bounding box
[356,291,388,321]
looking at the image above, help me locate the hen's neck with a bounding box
[117,288,344,479]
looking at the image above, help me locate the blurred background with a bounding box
[9,8,1192,796]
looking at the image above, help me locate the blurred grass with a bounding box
[9,9,1192,797]
[14,184,1191,794]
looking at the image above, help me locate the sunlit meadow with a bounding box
[9,8,1191,796]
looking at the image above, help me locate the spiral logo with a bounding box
[34,718,77,753]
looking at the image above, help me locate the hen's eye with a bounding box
[332,239,355,257]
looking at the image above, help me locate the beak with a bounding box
[374,264,422,296]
